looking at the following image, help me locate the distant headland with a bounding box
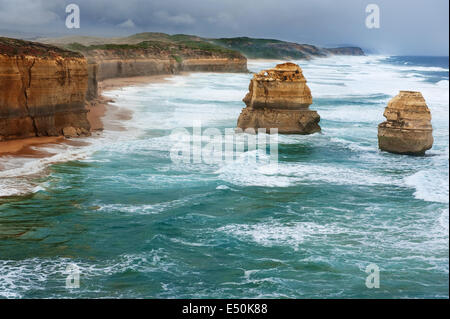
[37,32,365,60]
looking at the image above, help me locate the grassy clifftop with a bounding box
[0,37,84,58]
[44,33,244,60]
[38,32,364,60]
[211,37,322,59]
[211,37,364,59]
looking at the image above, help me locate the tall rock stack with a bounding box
[378,91,433,155]
[237,62,321,134]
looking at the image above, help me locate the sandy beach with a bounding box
[0,74,172,157]
[0,136,64,156]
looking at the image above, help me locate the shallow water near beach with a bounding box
[0,55,448,298]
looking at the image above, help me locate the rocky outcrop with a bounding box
[378,91,433,155]
[0,37,90,141]
[237,62,320,134]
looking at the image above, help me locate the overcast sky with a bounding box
[0,0,448,55]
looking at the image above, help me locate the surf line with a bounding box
[182,303,216,317]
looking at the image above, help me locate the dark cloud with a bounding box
[0,0,448,55]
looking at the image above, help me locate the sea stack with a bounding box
[237,62,320,134]
[378,91,433,155]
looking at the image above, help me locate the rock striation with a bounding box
[0,37,90,141]
[85,54,246,100]
[237,62,320,134]
[378,91,433,155]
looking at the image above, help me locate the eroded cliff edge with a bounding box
[0,37,90,141]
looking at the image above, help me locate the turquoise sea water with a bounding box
[0,55,448,298]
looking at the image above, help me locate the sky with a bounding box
[0,0,448,55]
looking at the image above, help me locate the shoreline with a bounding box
[0,136,64,156]
[0,74,174,157]
[89,74,176,132]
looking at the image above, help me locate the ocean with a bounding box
[0,55,448,298]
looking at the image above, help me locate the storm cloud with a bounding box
[0,0,448,55]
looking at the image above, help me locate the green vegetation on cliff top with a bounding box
[211,37,312,59]
[39,32,364,60]
[123,34,364,59]
[0,36,84,58]
[210,37,364,59]
[64,36,243,59]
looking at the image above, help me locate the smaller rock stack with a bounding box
[378,91,433,155]
[237,62,320,134]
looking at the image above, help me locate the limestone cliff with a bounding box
[0,37,90,141]
[63,41,247,99]
[0,36,247,142]
[378,91,433,155]
[237,62,321,134]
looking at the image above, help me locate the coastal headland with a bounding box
[0,32,365,154]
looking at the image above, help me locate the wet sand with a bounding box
[0,136,64,156]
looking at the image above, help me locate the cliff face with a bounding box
[181,57,246,72]
[378,91,433,155]
[0,37,90,141]
[84,54,177,100]
[63,41,247,99]
[237,62,321,134]
[0,36,247,142]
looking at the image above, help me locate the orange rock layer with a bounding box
[378,91,433,155]
[1,37,248,142]
[237,62,320,134]
[83,50,247,100]
[0,38,90,141]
